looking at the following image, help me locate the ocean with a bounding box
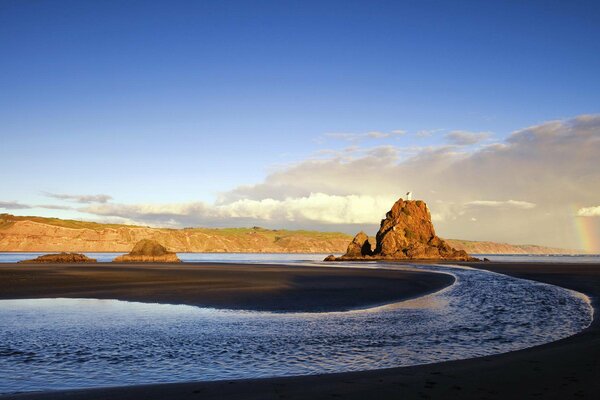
[0,252,598,263]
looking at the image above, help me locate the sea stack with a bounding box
[113,239,181,263]
[326,198,477,261]
[18,252,96,263]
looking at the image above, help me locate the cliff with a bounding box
[445,239,580,255]
[0,214,350,253]
[0,213,579,254]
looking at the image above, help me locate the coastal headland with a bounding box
[1,261,598,399]
[0,213,578,254]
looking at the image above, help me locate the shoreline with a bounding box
[1,261,599,399]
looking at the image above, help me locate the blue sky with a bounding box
[1,0,599,250]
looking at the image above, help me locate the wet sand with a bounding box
[0,262,454,312]
[2,262,600,399]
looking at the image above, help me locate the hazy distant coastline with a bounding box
[0,213,581,254]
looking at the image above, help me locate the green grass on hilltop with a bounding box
[0,214,144,231]
[0,213,352,238]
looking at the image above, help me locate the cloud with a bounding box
[465,200,536,209]
[324,130,406,142]
[49,114,599,250]
[0,201,73,211]
[0,201,32,210]
[578,206,600,217]
[43,192,113,204]
[444,130,491,145]
[81,193,397,227]
[207,114,600,249]
[38,204,74,210]
[415,129,444,138]
[366,131,389,139]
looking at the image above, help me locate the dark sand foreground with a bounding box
[0,262,454,312]
[2,262,600,399]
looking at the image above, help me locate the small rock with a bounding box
[113,240,181,263]
[342,231,373,258]
[19,252,96,263]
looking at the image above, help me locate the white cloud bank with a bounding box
[82,193,398,227]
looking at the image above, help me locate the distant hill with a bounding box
[0,214,350,253]
[0,213,581,254]
[445,239,581,255]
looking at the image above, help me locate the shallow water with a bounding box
[0,252,332,263]
[0,252,598,263]
[0,263,593,395]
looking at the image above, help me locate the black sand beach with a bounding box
[0,262,453,312]
[1,261,600,399]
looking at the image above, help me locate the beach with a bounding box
[0,262,453,312]
[1,261,599,399]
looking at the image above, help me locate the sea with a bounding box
[0,252,598,263]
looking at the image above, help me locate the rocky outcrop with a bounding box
[18,252,96,263]
[344,231,374,257]
[329,198,477,261]
[113,240,181,263]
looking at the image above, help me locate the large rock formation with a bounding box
[113,240,181,263]
[19,252,96,263]
[327,198,477,261]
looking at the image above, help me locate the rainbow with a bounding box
[573,206,600,253]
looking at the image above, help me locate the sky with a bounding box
[1,0,599,251]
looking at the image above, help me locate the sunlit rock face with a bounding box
[113,239,181,263]
[343,231,374,258]
[329,198,476,261]
[18,252,97,263]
